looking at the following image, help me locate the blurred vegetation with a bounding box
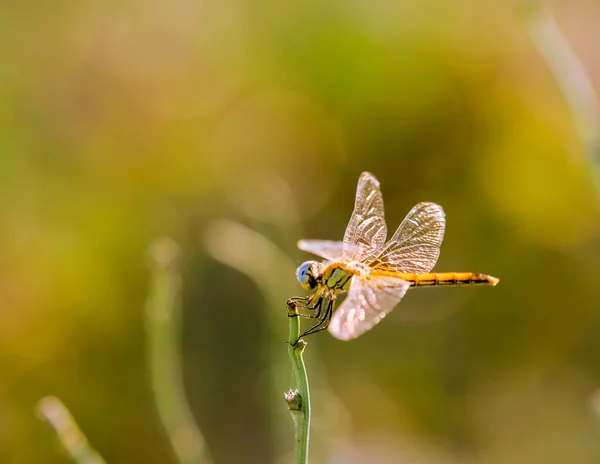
[37,396,106,464]
[146,238,212,464]
[1,0,600,463]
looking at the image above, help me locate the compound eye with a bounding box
[296,261,312,287]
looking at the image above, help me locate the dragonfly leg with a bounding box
[311,297,324,319]
[287,294,322,319]
[287,295,310,317]
[299,298,334,339]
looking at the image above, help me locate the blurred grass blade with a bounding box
[204,219,299,308]
[204,219,297,460]
[37,396,106,464]
[146,238,213,464]
[204,220,354,463]
[524,4,600,194]
[590,388,600,418]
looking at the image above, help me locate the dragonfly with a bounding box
[287,172,499,341]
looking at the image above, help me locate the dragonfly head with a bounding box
[296,261,323,291]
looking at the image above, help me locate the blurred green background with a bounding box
[2,0,600,463]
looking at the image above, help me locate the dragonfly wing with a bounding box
[369,202,445,274]
[328,275,410,341]
[297,240,347,261]
[343,172,387,260]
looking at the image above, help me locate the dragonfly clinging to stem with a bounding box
[287,172,499,341]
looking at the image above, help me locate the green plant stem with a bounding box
[286,311,311,464]
[147,238,213,464]
[37,396,106,464]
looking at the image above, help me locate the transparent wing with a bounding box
[368,202,445,274]
[328,275,410,341]
[297,240,346,262]
[343,172,387,260]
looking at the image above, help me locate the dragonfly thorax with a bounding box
[296,261,324,290]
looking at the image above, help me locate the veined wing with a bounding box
[369,202,445,274]
[297,240,348,262]
[343,172,387,260]
[328,275,410,341]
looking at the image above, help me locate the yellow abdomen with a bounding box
[375,271,499,287]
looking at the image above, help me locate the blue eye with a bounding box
[296,262,312,285]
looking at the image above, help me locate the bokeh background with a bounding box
[2,0,600,463]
